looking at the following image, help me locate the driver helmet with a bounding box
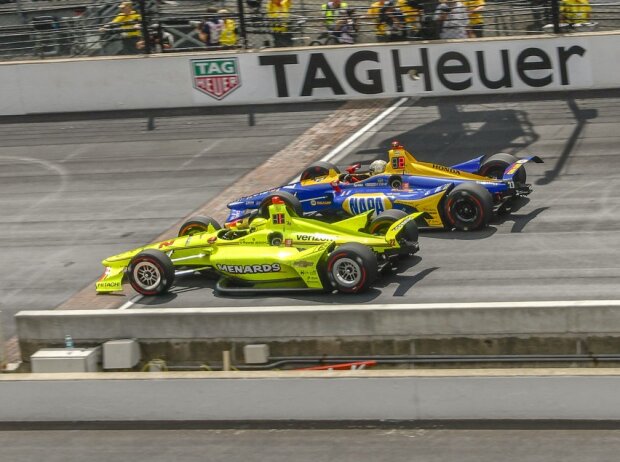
[369,160,387,175]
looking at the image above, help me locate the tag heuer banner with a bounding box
[191,58,241,100]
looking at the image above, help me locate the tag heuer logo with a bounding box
[191,58,241,100]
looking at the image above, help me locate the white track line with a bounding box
[320,96,410,164]
[118,295,143,310]
[107,300,620,314]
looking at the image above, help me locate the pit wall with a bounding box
[1,32,617,116]
[15,302,620,363]
[2,369,620,421]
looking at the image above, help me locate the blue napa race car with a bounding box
[226,142,543,232]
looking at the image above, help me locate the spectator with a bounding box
[434,0,468,39]
[218,9,238,48]
[197,7,224,47]
[463,0,484,37]
[136,27,174,52]
[397,0,422,38]
[321,0,349,31]
[336,8,358,43]
[100,1,142,55]
[380,1,407,41]
[560,0,591,25]
[367,0,388,41]
[367,0,405,42]
[267,0,292,47]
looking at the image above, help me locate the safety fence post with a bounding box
[236,0,249,49]
[551,0,561,33]
[138,0,151,54]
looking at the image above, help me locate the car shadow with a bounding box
[145,254,429,305]
[372,266,439,297]
[495,207,549,233]
[419,226,497,240]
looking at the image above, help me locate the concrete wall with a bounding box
[1,32,618,115]
[16,301,620,362]
[2,369,620,421]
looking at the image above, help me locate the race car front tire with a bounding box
[128,249,175,296]
[327,243,378,293]
[479,153,526,184]
[300,161,340,181]
[259,191,304,218]
[444,183,493,231]
[178,216,221,237]
[368,209,408,234]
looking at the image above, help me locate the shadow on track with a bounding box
[537,99,598,186]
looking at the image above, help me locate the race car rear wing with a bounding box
[503,156,544,181]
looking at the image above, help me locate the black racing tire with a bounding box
[259,191,303,218]
[128,249,175,296]
[268,232,283,246]
[444,183,493,231]
[479,153,526,184]
[178,216,221,237]
[309,40,322,46]
[300,161,340,181]
[326,243,378,293]
[388,175,403,189]
[368,209,408,235]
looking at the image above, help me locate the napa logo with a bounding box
[343,194,392,215]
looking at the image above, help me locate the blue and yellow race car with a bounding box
[227,142,543,232]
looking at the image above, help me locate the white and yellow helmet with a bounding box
[369,160,387,175]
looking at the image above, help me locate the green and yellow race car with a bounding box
[96,198,423,295]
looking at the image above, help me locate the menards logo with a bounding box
[191,58,241,100]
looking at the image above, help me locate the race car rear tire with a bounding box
[259,191,304,218]
[327,243,378,293]
[444,183,493,231]
[300,161,340,181]
[178,216,221,237]
[479,153,526,184]
[368,209,408,234]
[128,249,175,296]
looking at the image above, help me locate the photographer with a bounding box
[136,26,174,53]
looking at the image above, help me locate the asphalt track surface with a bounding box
[3,426,620,462]
[1,91,620,333]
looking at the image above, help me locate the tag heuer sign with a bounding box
[191,58,241,100]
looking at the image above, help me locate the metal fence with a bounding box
[0,0,617,60]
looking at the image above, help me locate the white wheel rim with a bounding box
[332,257,362,287]
[133,261,162,291]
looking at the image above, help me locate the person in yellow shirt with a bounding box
[463,0,484,37]
[560,0,591,24]
[218,9,238,48]
[101,1,142,54]
[367,0,387,41]
[397,0,421,38]
[322,0,348,30]
[267,0,292,47]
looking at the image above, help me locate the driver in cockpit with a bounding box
[341,159,387,183]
